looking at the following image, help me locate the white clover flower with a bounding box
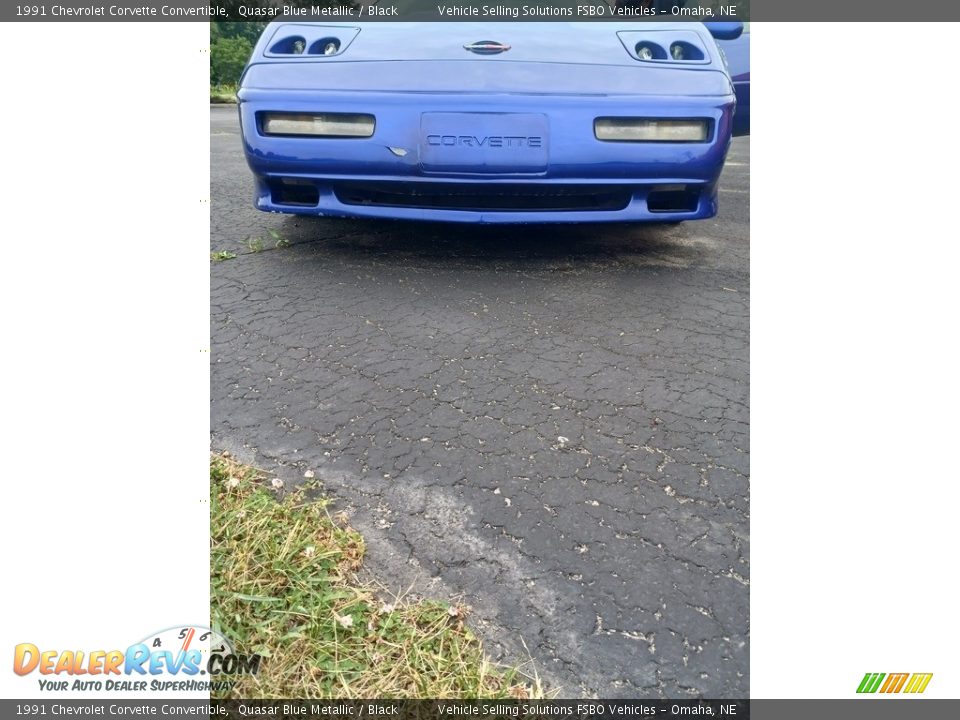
[271,478,284,490]
[336,614,353,628]
[303,546,315,558]
[226,477,240,489]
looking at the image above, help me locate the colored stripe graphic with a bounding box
[858,672,933,694]
[856,673,885,693]
[880,673,909,693]
[903,673,933,694]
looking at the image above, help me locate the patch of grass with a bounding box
[210,84,238,104]
[211,455,542,699]
[211,251,237,262]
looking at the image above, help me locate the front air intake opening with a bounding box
[333,183,633,212]
[269,178,320,207]
[647,187,701,213]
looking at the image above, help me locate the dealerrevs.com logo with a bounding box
[13,625,260,693]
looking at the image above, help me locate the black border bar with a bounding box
[4,0,960,23]
[4,700,960,719]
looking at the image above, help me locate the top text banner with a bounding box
[9,1,755,21]
[6,0,960,21]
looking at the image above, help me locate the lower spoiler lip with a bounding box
[250,175,721,224]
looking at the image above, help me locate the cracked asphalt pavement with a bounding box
[211,105,749,698]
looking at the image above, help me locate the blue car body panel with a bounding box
[717,28,750,137]
[238,22,741,224]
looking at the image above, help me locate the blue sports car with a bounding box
[237,16,746,224]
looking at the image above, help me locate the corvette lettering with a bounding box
[426,135,543,148]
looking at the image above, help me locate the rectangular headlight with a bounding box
[261,113,375,138]
[594,118,709,142]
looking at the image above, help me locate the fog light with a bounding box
[594,118,709,142]
[261,113,375,138]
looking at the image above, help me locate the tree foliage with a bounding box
[211,35,253,86]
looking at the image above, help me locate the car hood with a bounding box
[244,22,733,97]
[253,21,722,67]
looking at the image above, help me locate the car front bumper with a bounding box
[238,82,735,224]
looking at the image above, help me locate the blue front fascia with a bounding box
[238,26,737,223]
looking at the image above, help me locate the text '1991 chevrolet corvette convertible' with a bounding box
[237,16,747,224]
